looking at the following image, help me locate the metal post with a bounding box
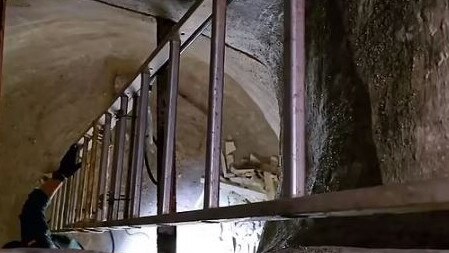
[67,175,74,225]
[54,190,62,230]
[97,113,112,221]
[82,133,96,220]
[70,169,80,225]
[74,170,82,223]
[160,38,181,214]
[82,137,93,221]
[108,96,129,220]
[281,0,306,198]
[125,94,138,219]
[70,147,83,224]
[59,183,68,229]
[204,0,227,209]
[50,191,59,230]
[64,178,73,226]
[88,126,100,220]
[157,17,177,253]
[77,137,90,222]
[130,72,151,218]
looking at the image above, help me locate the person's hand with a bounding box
[52,144,82,181]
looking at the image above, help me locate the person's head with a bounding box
[2,240,23,249]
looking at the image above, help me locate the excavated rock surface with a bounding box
[0,0,155,244]
[3,0,449,250]
[0,0,279,246]
[259,0,449,252]
[100,0,284,134]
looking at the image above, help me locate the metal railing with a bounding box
[49,0,449,242]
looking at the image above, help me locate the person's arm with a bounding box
[19,179,63,248]
[20,144,81,248]
[40,178,63,199]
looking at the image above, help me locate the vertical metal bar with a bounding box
[125,94,138,219]
[281,0,306,198]
[74,171,82,223]
[82,141,92,220]
[97,113,112,221]
[108,96,129,220]
[64,178,73,226]
[69,145,81,225]
[157,18,177,216]
[160,39,180,214]
[50,190,59,230]
[156,18,177,253]
[130,72,151,217]
[59,183,68,229]
[49,207,53,230]
[128,93,140,218]
[54,190,62,230]
[67,178,74,226]
[57,193,62,228]
[70,170,80,225]
[89,125,100,220]
[204,0,227,209]
[58,187,64,230]
[77,137,90,222]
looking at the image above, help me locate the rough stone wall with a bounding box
[259,0,449,251]
[0,0,281,247]
[344,0,449,183]
[101,0,284,135]
[0,0,155,244]
[3,0,448,250]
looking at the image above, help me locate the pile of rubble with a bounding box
[220,140,280,201]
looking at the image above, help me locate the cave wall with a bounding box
[259,0,449,251]
[0,0,155,244]
[101,0,284,135]
[0,0,281,246]
[2,0,449,250]
[345,0,449,183]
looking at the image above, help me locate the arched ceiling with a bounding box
[0,0,280,245]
